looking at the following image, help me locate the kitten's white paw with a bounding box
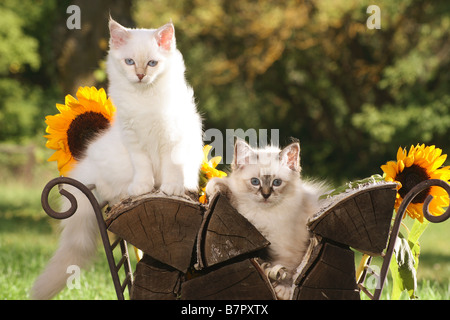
[274,284,292,300]
[160,182,185,196]
[128,182,153,196]
[205,179,218,196]
[205,178,228,197]
[264,264,287,281]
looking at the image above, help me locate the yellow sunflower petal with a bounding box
[199,194,207,204]
[381,161,398,179]
[433,167,450,181]
[431,154,447,171]
[404,154,415,167]
[56,103,72,113]
[397,159,405,173]
[397,147,406,162]
[47,149,64,162]
[60,159,77,176]
[65,94,80,109]
[209,156,222,168]
[45,113,74,131]
[45,136,66,150]
[202,145,212,162]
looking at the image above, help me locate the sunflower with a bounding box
[45,86,115,176]
[381,144,450,222]
[199,145,227,204]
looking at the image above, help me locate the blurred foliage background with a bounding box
[0,0,449,184]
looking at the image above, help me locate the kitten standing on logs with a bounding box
[31,19,203,299]
[206,140,327,300]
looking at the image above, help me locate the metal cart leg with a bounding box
[41,177,134,300]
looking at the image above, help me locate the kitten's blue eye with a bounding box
[273,179,282,187]
[148,60,158,67]
[125,58,135,65]
[251,178,260,186]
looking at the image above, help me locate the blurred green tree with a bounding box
[1,0,449,184]
[0,2,42,141]
[135,0,450,183]
[0,0,134,143]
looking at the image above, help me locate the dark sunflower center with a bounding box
[67,111,110,160]
[396,164,430,203]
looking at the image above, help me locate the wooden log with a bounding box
[308,182,397,255]
[131,254,182,300]
[106,193,203,272]
[104,185,395,300]
[180,258,276,300]
[293,239,360,300]
[196,193,270,269]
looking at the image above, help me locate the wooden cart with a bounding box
[41,177,450,300]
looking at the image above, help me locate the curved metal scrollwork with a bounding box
[396,178,450,224]
[41,176,99,220]
[421,179,450,223]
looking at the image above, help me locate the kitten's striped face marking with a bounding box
[233,140,301,206]
[249,175,284,202]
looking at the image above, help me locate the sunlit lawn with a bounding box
[0,178,448,300]
[0,179,130,300]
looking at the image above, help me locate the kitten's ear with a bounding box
[233,139,255,170]
[109,18,130,49]
[279,143,301,172]
[155,23,176,51]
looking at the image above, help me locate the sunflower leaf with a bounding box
[408,219,429,279]
[408,219,429,246]
[389,233,418,299]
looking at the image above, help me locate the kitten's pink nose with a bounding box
[137,74,145,81]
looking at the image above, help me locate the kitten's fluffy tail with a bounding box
[30,187,99,300]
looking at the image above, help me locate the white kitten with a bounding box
[206,140,326,300]
[107,19,202,196]
[31,19,203,299]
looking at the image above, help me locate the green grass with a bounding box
[0,178,136,300]
[1,176,449,300]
